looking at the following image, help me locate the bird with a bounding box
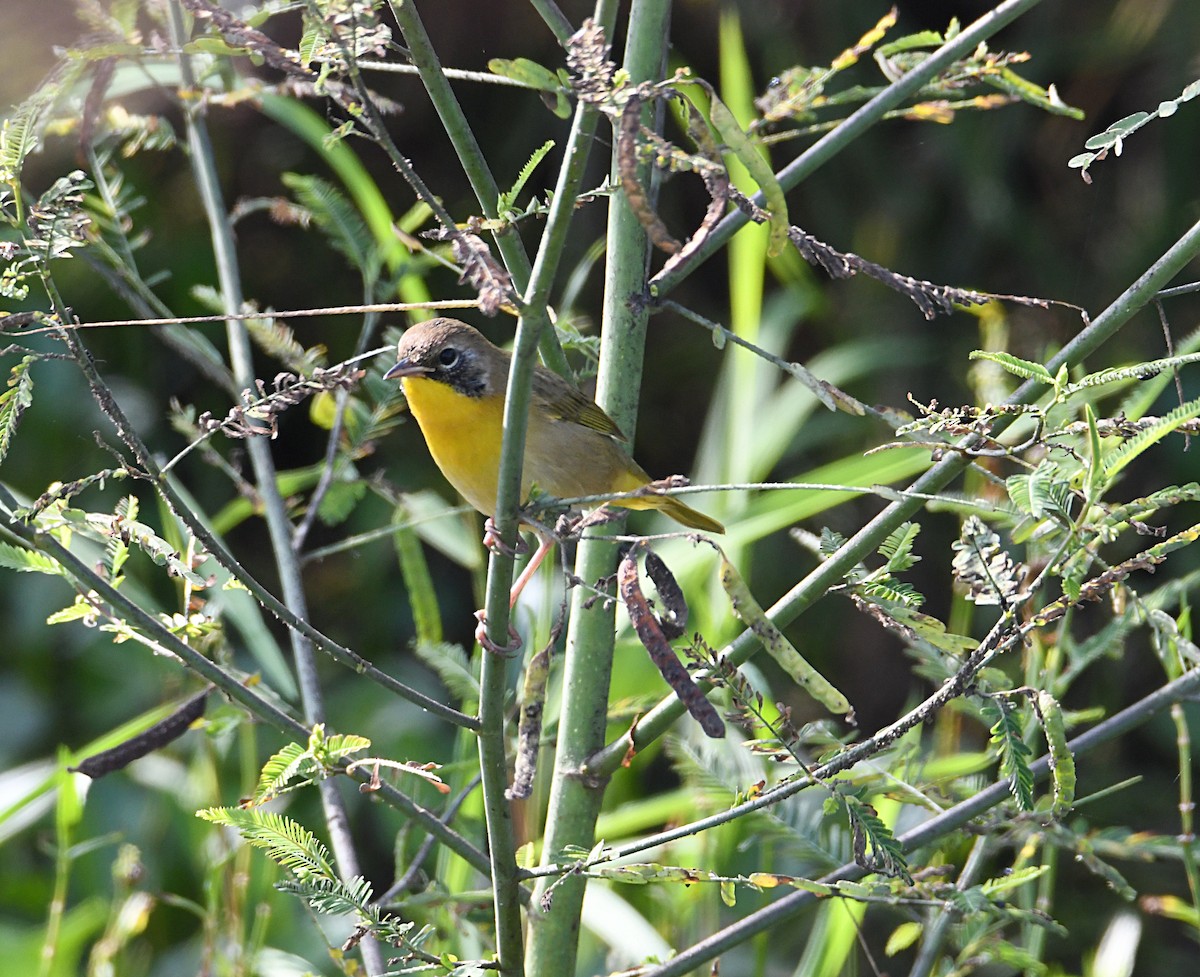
[384,318,723,622]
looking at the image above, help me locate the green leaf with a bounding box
[404,489,485,571]
[315,479,365,528]
[47,597,99,625]
[862,597,979,654]
[1068,350,1200,393]
[485,57,577,117]
[859,577,924,608]
[719,880,736,907]
[885,921,922,956]
[122,518,209,586]
[317,733,371,765]
[720,550,851,715]
[282,172,378,276]
[878,522,921,573]
[1084,402,1103,499]
[841,790,911,883]
[497,140,555,214]
[487,57,562,92]
[0,540,63,575]
[1034,690,1075,820]
[413,641,479,704]
[819,527,848,556]
[197,807,336,881]
[1017,461,1074,522]
[984,67,1083,119]
[1103,396,1200,480]
[253,742,313,804]
[981,864,1048,897]
[988,701,1034,811]
[968,350,1054,385]
[393,513,443,646]
[0,355,35,465]
[703,87,789,256]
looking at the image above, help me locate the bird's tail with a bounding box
[653,494,725,534]
[614,491,723,533]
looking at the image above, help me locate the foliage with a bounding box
[2,2,1200,977]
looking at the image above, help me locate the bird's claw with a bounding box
[483,517,530,559]
[474,609,523,656]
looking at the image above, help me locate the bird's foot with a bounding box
[482,517,530,559]
[474,609,523,656]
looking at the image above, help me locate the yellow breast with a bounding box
[402,375,508,515]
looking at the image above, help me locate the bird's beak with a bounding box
[384,358,431,381]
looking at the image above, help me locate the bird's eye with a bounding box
[438,346,460,368]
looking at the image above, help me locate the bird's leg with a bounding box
[474,526,556,655]
[508,530,555,607]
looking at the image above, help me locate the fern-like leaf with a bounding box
[968,350,1055,384]
[988,701,1034,811]
[0,355,35,465]
[414,641,480,703]
[878,522,921,573]
[197,807,335,881]
[122,518,208,586]
[244,313,327,374]
[1007,462,1075,522]
[819,526,848,557]
[105,495,137,581]
[497,140,555,214]
[859,577,924,608]
[835,789,911,883]
[0,541,64,575]
[1103,396,1200,480]
[252,742,313,805]
[1067,350,1200,393]
[283,172,376,276]
[1033,690,1075,820]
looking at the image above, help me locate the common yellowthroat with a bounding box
[384,317,724,535]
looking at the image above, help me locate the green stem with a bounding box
[588,210,1200,776]
[529,0,575,43]
[476,642,524,976]
[1172,701,1200,920]
[472,11,618,971]
[37,773,74,977]
[1023,843,1057,974]
[525,2,666,974]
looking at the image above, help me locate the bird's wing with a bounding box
[532,370,627,441]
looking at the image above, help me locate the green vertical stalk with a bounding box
[37,766,78,977]
[1172,701,1200,917]
[1023,844,1057,974]
[473,1,621,969]
[525,1,672,974]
